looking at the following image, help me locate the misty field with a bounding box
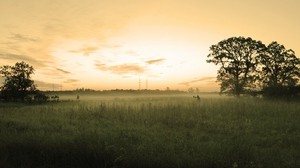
[0,94,299,168]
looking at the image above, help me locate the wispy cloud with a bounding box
[64,79,78,83]
[96,63,106,70]
[0,42,21,52]
[0,53,44,67]
[146,58,165,65]
[69,46,99,56]
[104,44,121,49]
[9,33,38,42]
[96,63,145,75]
[109,64,144,74]
[179,77,216,86]
[0,53,31,60]
[56,68,71,74]
[125,50,139,56]
[34,80,61,90]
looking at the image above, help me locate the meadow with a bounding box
[0,93,299,168]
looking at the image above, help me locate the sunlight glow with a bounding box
[1,0,297,91]
[47,25,219,90]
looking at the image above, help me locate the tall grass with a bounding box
[0,95,299,168]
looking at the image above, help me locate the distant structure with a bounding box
[139,77,141,90]
[138,77,149,90]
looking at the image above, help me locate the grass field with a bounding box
[0,93,299,168]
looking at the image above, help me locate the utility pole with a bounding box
[138,76,141,90]
[146,79,148,90]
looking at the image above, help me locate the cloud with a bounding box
[64,79,78,83]
[9,33,38,42]
[34,80,61,90]
[0,53,44,67]
[96,63,145,75]
[56,68,71,74]
[0,53,31,60]
[96,63,106,70]
[104,44,121,49]
[125,50,139,56]
[109,64,145,74]
[179,77,216,86]
[146,58,165,64]
[69,46,99,56]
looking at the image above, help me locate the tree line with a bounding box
[207,36,300,98]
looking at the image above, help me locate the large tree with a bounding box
[0,61,37,101]
[258,41,300,97]
[207,37,266,96]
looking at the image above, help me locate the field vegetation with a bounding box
[0,93,299,168]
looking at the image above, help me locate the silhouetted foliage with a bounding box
[0,61,37,101]
[262,85,300,99]
[207,37,300,99]
[34,92,49,103]
[258,42,300,98]
[207,37,266,96]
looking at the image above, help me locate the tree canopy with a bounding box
[207,37,300,98]
[258,41,300,88]
[207,37,265,96]
[258,41,300,98]
[0,61,37,101]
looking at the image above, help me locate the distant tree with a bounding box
[258,42,300,98]
[188,87,195,93]
[34,92,49,103]
[207,37,266,96]
[0,61,37,101]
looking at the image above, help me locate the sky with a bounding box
[0,0,299,91]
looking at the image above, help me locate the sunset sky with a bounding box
[0,0,299,91]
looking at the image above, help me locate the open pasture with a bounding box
[0,93,299,168]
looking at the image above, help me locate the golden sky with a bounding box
[0,0,299,91]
